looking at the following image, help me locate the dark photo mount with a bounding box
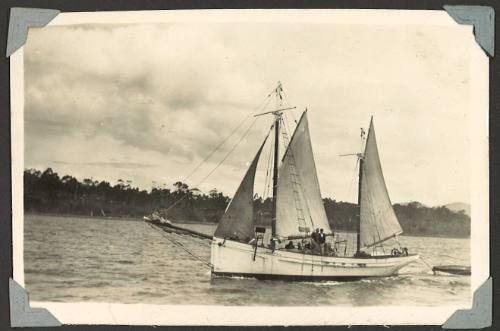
[0,0,498,330]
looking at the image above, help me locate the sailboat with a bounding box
[211,84,418,280]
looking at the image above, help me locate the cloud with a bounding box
[53,160,157,169]
[23,22,473,205]
[24,24,278,169]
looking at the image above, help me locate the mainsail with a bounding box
[214,136,268,242]
[359,118,402,249]
[276,111,332,238]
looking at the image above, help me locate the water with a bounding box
[24,214,470,306]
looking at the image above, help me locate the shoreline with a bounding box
[25,212,142,222]
[24,212,469,239]
[24,212,218,225]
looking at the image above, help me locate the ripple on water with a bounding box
[133,291,165,298]
[23,215,472,306]
[308,281,344,287]
[116,259,134,265]
[80,281,113,288]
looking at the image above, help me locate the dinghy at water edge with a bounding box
[432,265,471,276]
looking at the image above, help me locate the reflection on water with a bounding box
[24,214,470,306]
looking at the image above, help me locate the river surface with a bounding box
[24,214,470,306]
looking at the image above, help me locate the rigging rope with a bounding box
[262,124,274,199]
[280,116,291,152]
[195,118,259,187]
[147,222,213,268]
[346,157,360,204]
[179,94,273,185]
[282,112,296,144]
[418,256,435,274]
[180,117,252,184]
[164,118,259,213]
[161,85,281,214]
[280,89,297,123]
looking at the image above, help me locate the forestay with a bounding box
[359,118,402,249]
[276,111,332,238]
[214,136,268,242]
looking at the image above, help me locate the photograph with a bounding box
[10,9,489,325]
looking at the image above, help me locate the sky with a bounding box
[24,21,473,206]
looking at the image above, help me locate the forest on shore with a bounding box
[24,168,470,238]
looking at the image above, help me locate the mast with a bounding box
[271,81,283,251]
[254,82,296,250]
[343,119,404,253]
[271,113,279,249]
[356,155,363,253]
[355,127,366,254]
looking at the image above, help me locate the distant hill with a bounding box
[396,201,429,208]
[443,202,470,217]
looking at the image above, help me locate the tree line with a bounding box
[24,168,470,237]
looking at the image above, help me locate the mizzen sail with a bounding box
[214,136,268,242]
[276,111,332,238]
[359,118,402,249]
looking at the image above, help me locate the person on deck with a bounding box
[318,228,326,255]
[311,228,319,242]
[310,228,320,254]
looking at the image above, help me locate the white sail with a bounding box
[276,111,332,238]
[214,136,267,242]
[359,118,402,249]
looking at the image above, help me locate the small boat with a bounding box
[432,265,471,276]
[210,83,419,280]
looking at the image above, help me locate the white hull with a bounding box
[211,237,419,280]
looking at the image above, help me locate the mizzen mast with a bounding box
[339,127,366,254]
[356,127,366,253]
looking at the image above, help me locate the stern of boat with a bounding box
[393,254,420,273]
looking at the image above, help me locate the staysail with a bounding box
[359,118,403,249]
[276,111,332,238]
[214,136,268,242]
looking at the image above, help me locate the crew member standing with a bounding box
[318,228,326,256]
[311,228,319,253]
